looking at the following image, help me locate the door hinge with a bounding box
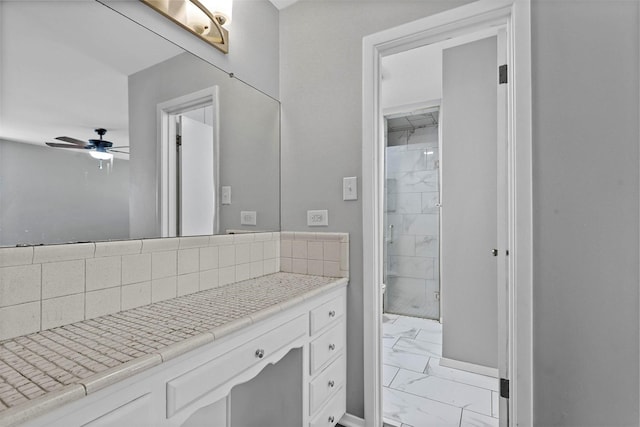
[500,378,510,399]
[176,134,182,147]
[499,64,508,84]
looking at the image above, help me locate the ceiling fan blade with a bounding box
[55,136,88,146]
[109,146,129,149]
[107,149,130,154]
[46,142,87,149]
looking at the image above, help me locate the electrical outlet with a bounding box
[241,211,257,226]
[307,210,328,226]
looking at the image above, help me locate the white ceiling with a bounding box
[268,0,300,10]
[0,0,182,149]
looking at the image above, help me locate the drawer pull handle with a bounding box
[328,415,335,423]
[328,310,336,317]
[329,343,336,351]
[255,349,265,359]
[328,380,335,388]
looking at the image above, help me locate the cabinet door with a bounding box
[82,394,152,427]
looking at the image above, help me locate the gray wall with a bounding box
[0,139,129,246]
[279,0,473,417]
[101,0,280,99]
[532,1,639,425]
[128,52,280,239]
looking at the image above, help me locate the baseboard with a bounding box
[439,357,499,378]
[339,413,365,427]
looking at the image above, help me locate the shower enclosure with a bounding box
[383,107,440,320]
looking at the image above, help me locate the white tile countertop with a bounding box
[0,273,347,426]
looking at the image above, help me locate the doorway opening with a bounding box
[362,1,533,426]
[157,87,220,237]
[380,30,503,426]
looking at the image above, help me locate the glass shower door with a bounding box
[383,108,441,320]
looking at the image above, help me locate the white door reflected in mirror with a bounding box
[179,113,216,236]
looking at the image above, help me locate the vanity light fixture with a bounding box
[140,0,232,54]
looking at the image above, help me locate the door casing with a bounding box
[156,87,220,238]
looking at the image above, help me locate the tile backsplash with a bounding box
[0,231,349,341]
[279,232,349,279]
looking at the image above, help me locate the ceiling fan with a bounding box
[45,128,129,160]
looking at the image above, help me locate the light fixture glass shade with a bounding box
[140,0,230,54]
[201,0,232,25]
[89,150,114,161]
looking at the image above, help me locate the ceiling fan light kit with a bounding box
[45,128,128,169]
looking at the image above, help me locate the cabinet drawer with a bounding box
[309,386,345,427]
[309,355,345,415]
[167,315,306,417]
[310,294,344,336]
[310,322,344,374]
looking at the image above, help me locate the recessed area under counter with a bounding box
[0,272,347,427]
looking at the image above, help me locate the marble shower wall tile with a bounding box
[389,257,434,280]
[385,136,440,320]
[421,192,440,214]
[415,236,438,257]
[392,171,438,193]
[402,214,439,236]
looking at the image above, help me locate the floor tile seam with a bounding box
[410,335,443,346]
[387,377,494,418]
[419,366,499,393]
[387,365,401,387]
[388,345,441,360]
[394,367,497,398]
[385,384,469,412]
[461,407,499,420]
[392,337,442,352]
[383,362,428,375]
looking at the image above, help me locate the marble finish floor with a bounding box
[382,314,499,427]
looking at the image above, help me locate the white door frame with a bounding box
[157,87,220,237]
[361,1,532,426]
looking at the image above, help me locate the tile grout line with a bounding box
[383,314,497,425]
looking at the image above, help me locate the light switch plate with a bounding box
[222,186,231,205]
[307,210,328,226]
[343,176,358,201]
[241,211,257,225]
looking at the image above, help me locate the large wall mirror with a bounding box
[0,1,280,247]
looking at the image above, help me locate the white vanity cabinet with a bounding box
[21,284,347,427]
[307,294,346,427]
